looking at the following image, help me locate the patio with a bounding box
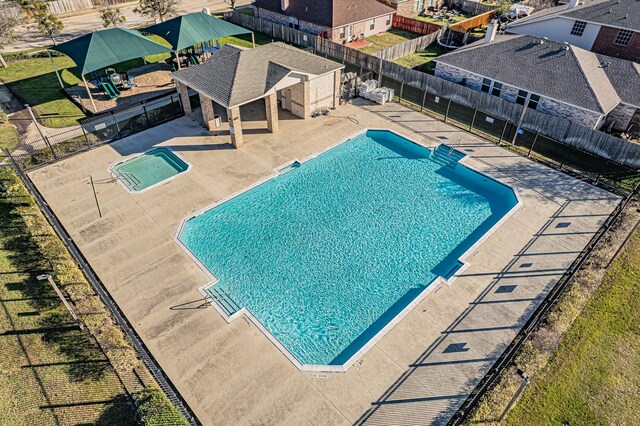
[27,100,619,425]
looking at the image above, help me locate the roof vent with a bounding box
[536,38,545,45]
[599,61,611,68]
[562,41,570,51]
[567,0,580,8]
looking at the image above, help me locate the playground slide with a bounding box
[101,81,121,99]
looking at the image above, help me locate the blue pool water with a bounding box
[178,130,517,366]
[112,147,189,192]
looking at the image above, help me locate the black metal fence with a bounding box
[6,157,199,425]
[13,92,184,171]
[383,82,640,194]
[448,181,640,425]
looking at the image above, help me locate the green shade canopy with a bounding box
[51,28,173,75]
[144,12,252,52]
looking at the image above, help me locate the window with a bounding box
[414,0,424,12]
[370,19,375,31]
[491,82,502,97]
[386,14,391,26]
[516,90,540,110]
[570,20,587,36]
[339,26,345,39]
[614,29,634,46]
[481,78,502,97]
[481,78,491,93]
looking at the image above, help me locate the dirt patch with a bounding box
[65,62,176,113]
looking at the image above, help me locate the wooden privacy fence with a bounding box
[0,1,22,19]
[373,31,441,61]
[449,10,497,32]
[224,11,640,169]
[45,0,94,14]
[447,0,498,15]
[391,15,441,35]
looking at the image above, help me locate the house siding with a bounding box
[607,102,638,131]
[332,15,393,43]
[591,26,640,62]
[434,62,603,128]
[505,16,600,51]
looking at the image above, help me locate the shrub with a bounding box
[133,387,190,426]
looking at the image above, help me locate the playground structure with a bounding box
[49,11,253,114]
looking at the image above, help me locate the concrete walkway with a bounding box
[27,100,619,425]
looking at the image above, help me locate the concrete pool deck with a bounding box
[28,100,620,425]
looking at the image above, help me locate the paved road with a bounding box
[4,0,252,52]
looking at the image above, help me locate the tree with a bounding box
[99,6,126,28]
[223,0,237,10]
[0,16,18,68]
[22,1,64,45]
[495,0,512,16]
[133,0,180,23]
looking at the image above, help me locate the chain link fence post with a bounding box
[444,98,452,122]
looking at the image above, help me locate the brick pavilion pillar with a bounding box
[199,93,216,131]
[265,92,279,133]
[177,82,192,115]
[228,106,243,148]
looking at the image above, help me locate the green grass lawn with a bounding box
[394,45,442,68]
[0,56,86,128]
[0,123,18,152]
[0,168,136,425]
[360,29,421,54]
[506,230,640,425]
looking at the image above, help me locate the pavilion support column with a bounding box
[333,70,341,108]
[199,93,215,131]
[303,80,311,119]
[177,82,192,115]
[82,75,97,113]
[265,92,278,133]
[228,106,243,148]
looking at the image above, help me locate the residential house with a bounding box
[505,0,640,62]
[433,31,621,129]
[598,55,640,132]
[253,0,396,43]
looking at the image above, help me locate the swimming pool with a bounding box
[178,130,519,370]
[111,147,190,192]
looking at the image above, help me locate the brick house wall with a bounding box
[255,7,331,36]
[591,26,640,62]
[256,6,392,42]
[434,62,603,128]
[382,0,437,17]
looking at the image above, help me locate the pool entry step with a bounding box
[431,145,466,169]
[207,286,242,317]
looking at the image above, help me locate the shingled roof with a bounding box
[254,0,395,28]
[171,42,343,108]
[508,0,640,32]
[597,55,640,107]
[434,34,620,114]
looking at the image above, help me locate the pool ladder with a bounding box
[208,287,242,317]
[116,171,141,189]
